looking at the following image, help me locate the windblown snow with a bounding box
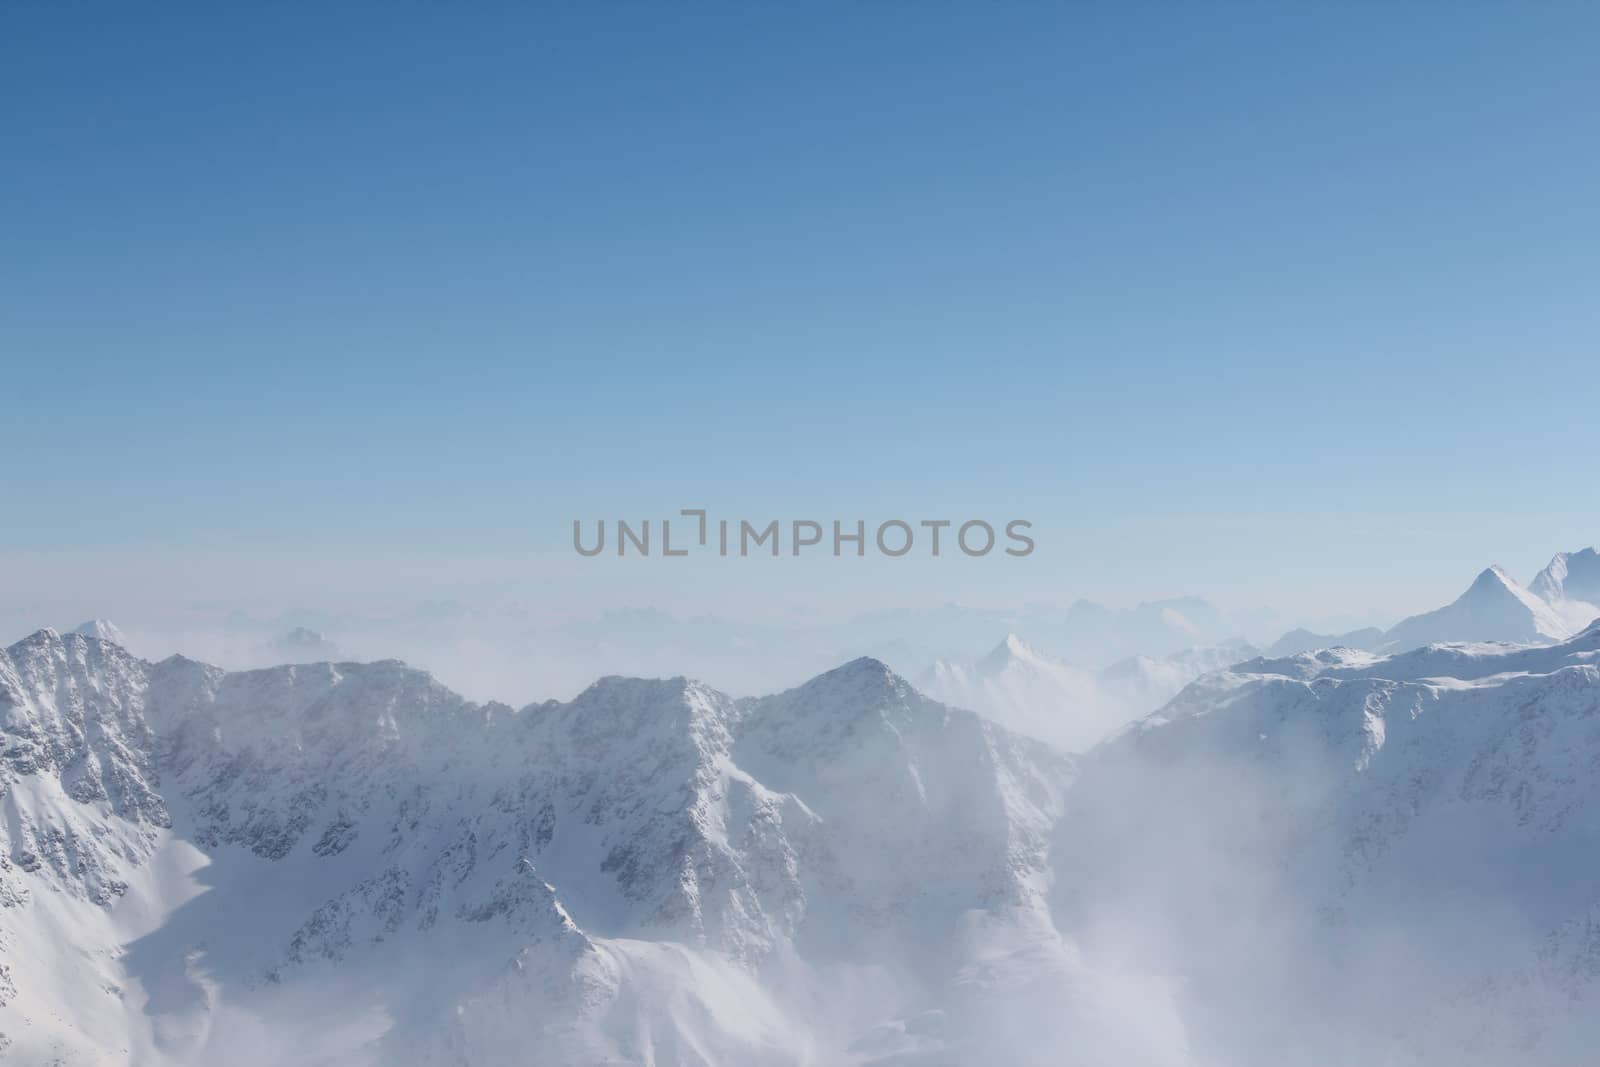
[1383,564,1574,648]
[5,578,1600,1064]
[1529,548,1600,632]
[0,632,1115,1066]
[919,634,1256,750]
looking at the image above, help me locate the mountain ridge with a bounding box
[1381,564,1573,650]
[9,603,1600,1064]
[0,629,1083,1066]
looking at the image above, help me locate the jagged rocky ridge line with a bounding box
[0,629,1078,1065]
[4,620,1600,1064]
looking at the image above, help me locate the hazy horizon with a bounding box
[6,3,1598,637]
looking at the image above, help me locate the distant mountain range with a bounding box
[7,584,1600,1062]
[38,546,1600,757]
[919,547,1600,749]
[69,617,126,646]
[919,634,1257,750]
[1,630,1086,1065]
[1529,547,1600,629]
[1383,563,1575,648]
[1252,548,1600,659]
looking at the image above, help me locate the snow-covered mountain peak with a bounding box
[1469,563,1518,594]
[0,637,1090,1064]
[1384,561,1573,650]
[8,606,1600,1063]
[1531,547,1600,600]
[775,654,910,709]
[833,653,900,679]
[1529,546,1600,632]
[4,625,144,690]
[919,635,1257,752]
[1531,552,1574,599]
[1062,621,1600,1062]
[570,671,700,705]
[553,673,737,765]
[10,626,62,651]
[69,618,127,646]
[1468,565,1571,623]
[978,632,1046,672]
[733,658,936,775]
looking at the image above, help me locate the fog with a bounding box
[8,590,1364,703]
[5,611,1598,1065]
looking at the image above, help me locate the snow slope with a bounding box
[1383,565,1573,650]
[5,631,1180,1066]
[1058,618,1600,1064]
[8,620,1600,1064]
[70,618,128,647]
[1096,642,1258,720]
[920,635,1254,751]
[1529,547,1600,632]
[919,636,1104,749]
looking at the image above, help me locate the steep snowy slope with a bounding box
[70,619,128,647]
[408,661,1183,1067]
[10,620,1600,1065]
[6,631,1182,1066]
[1096,642,1257,719]
[1057,619,1600,1065]
[920,636,1254,751]
[1383,565,1573,650]
[919,636,1103,749]
[1529,547,1600,632]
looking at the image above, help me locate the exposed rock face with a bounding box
[0,632,1078,1065]
[5,623,1600,1064]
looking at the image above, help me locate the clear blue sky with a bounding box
[3,2,1598,623]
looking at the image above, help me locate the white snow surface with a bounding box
[1382,564,1574,650]
[1528,548,1600,633]
[919,634,1255,750]
[6,620,1600,1064]
[2,631,1163,1066]
[70,618,128,647]
[1067,616,1600,1063]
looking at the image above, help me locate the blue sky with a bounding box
[3,2,1598,626]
